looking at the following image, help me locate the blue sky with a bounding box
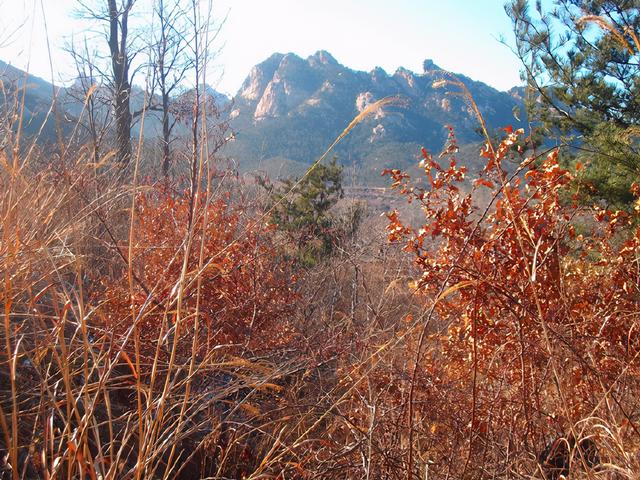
[0,0,525,95]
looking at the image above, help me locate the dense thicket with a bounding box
[1,1,640,479]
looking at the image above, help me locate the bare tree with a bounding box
[106,0,134,166]
[150,0,193,177]
[66,37,113,165]
[75,0,137,167]
[71,0,228,175]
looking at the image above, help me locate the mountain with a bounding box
[0,60,230,147]
[0,59,64,140]
[0,53,524,184]
[224,51,526,183]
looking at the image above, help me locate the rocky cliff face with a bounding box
[225,51,525,183]
[238,53,284,102]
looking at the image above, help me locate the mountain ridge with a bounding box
[0,52,525,183]
[224,50,526,183]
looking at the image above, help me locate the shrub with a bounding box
[97,186,297,361]
[378,127,640,478]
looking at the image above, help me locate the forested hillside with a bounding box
[1,1,639,479]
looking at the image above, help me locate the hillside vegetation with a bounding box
[1,1,640,479]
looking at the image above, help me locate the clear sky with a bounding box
[0,0,525,95]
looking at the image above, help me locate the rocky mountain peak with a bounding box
[238,53,285,102]
[370,66,389,78]
[228,50,526,180]
[262,52,287,67]
[370,66,397,92]
[394,67,420,94]
[278,52,305,70]
[254,79,285,119]
[0,51,525,185]
[308,50,338,67]
[422,59,441,73]
[250,51,339,119]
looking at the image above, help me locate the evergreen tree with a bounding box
[266,157,344,266]
[507,0,640,206]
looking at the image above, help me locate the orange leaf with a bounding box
[473,178,495,189]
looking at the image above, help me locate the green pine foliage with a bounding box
[266,157,345,266]
[508,0,640,207]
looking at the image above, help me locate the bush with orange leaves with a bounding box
[96,186,297,364]
[377,127,640,478]
[294,128,640,480]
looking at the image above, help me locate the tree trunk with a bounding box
[108,0,133,167]
[161,88,170,176]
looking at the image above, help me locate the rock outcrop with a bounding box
[225,50,525,182]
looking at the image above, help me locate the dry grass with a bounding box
[2,24,640,480]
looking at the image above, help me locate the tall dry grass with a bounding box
[2,11,640,479]
[0,43,408,478]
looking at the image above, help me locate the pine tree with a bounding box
[266,157,344,266]
[507,0,640,207]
